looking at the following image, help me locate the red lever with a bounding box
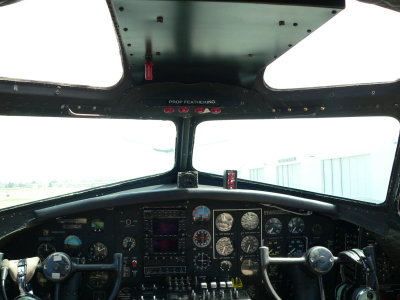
[145,62,153,80]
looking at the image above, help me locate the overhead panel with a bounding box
[110,0,344,87]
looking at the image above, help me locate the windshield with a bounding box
[0,0,122,87]
[264,0,400,89]
[0,117,176,208]
[193,117,399,204]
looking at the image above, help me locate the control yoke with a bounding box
[5,252,123,300]
[260,246,379,300]
[260,246,337,300]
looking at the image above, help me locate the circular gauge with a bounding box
[118,287,132,300]
[265,218,283,235]
[91,219,105,233]
[241,259,259,276]
[37,243,56,259]
[89,242,108,262]
[311,224,323,236]
[220,260,232,272]
[216,213,234,232]
[288,217,305,234]
[193,252,211,270]
[122,236,136,251]
[241,235,259,254]
[192,206,211,222]
[266,239,283,257]
[241,212,259,231]
[88,271,108,289]
[64,235,82,250]
[216,237,234,256]
[287,239,306,257]
[193,229,212,248]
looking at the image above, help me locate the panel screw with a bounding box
[157,16,164,23]
[278,21,285,26]
[320,106,326,111]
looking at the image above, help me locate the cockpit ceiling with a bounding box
[110,0,344,88]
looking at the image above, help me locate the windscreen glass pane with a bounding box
[264,0,400,89]
[0,0,122,87]
[193,117,399,204]
[0,117,176,208]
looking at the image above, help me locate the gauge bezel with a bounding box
[241,212,260,231]
[265,217,283,235]
[89,242,108,262]
[215,237,234,256]
[215,212,234,232]
[240,235,259,254]
[193,229,212,248]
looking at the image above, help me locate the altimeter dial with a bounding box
[216,237,234,256]
[193,229,211,248]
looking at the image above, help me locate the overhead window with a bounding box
[0,0,123,87]
[264,0,400,89]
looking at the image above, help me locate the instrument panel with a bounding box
[3,201,356,300]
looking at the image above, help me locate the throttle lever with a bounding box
[363,246,379,294]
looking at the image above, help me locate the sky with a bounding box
[264,0,400,89]
[0,117,176,183]
[0,0,123,87]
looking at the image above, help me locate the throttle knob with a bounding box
[306,246,334,275]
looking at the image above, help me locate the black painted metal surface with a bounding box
[110,0,344,87]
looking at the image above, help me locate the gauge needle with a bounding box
[268,228,273,234]
[247,244,251,252]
